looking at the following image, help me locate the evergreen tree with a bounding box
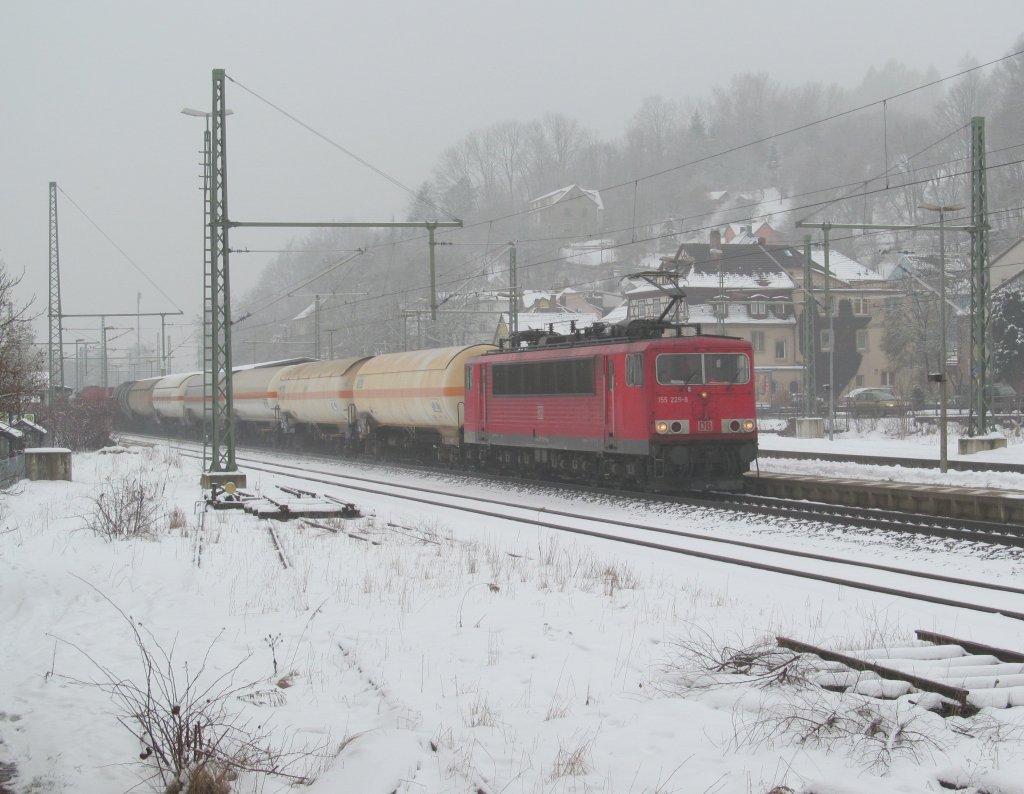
[992,282,1024,387]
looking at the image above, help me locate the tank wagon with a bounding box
[118,324,757,488]
[277,357,371,441]
[152,372,199,423]
[353,344,496,458]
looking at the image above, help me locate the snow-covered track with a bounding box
[760,447,1024,474]
[127,437,1024,623]
[747,470,1024,527]
[703,488,1024,547]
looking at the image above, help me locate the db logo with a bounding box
[697,420,713,432]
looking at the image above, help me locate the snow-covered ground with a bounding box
[2,434,1024,794]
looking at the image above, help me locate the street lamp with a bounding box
[919,202,965,474]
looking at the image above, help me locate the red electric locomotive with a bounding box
[463,320,758,489]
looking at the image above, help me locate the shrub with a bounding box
[90,475,164,540]
[59,587,317,791]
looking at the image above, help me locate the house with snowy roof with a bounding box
[623,231,919,407]
[722,221,779,245]
[623,232,802,406]
[528,185,603,240]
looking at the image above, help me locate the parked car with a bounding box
[952,384,1019,413]
[841,387,901,417]
[986,384,1018,413]
[788,392,827,414]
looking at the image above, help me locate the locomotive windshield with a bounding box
[656,353,750,385]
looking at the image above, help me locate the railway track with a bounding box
[704,489,1024,547]
[759,445,1024,474]
[123,435,1024,622]
[124,432,1024,548]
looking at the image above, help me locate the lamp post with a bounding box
[919,202,965,474]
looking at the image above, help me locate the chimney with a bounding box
[710,229,722,249]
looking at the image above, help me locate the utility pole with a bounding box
[508,243,518,338]
[48,182,64,403]
[920,202,964,473]
[314,294,321,359]
[713,245,725,335]
[801,235,817,416]
[101,317,109,388]
[136,292,142,369]
[823,225,834,440]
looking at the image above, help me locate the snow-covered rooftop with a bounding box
[509,311,598,333]
[529,184,604,211]
[812,250,881,283]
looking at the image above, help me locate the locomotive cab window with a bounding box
[626,353,644,386]
[705,353,751,384]
[656,353,751,386]
[492,358,595,396]
[656,354,702,385]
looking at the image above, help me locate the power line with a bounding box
[233,249,365,325]
[347,46,1024,251]
[55,186,183,312]
[336,157,1024,312]
[225,73,459,223]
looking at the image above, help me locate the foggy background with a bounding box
[2,0,1022,375]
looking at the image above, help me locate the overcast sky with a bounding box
[2,0,1021,361]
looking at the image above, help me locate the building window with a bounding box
[713,298,728,318]
[855,329,869,352]
[881,370,893,386]
[774,339,786,360]
[751,331,765,353]
[820,329,832,351]
[852,297,869,315]
[855,374,864,387]
[774,302,787,317]
[750,301,767,317]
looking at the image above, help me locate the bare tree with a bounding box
[0,261,44,417]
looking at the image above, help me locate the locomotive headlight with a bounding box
[742,419,756,432]
[655,420,669,434]
[700,391,708,399]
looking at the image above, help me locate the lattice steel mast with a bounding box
[207,68,237,477]
[48,182,64,402]
[968,116,992,436]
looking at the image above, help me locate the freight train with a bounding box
[115,319,758,488]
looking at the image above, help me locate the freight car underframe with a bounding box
[126,412,756,490]
[463,437,756,489]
